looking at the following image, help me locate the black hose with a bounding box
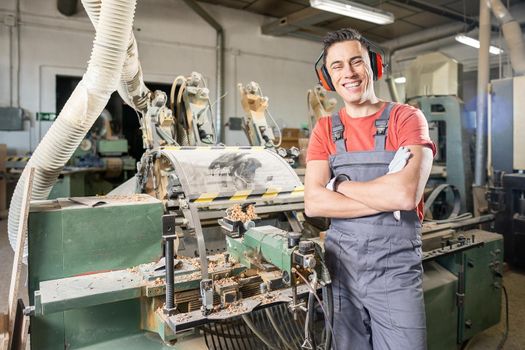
[307,291,317,349]
[496,285,509,350]
[323,284,334,350]
[241,313,278,349]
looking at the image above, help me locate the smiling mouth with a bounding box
[343,81,362,89]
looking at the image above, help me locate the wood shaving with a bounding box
[175,313,191,322]
[226,301,248,314]
[226,204,257,223]
[215,277,237,287]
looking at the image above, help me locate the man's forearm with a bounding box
[337,173,414,212]
[337,146,433,212]
[304,186,380,218]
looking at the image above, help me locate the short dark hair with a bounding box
[322,28,370,64]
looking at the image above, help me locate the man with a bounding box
[304,28,435,349]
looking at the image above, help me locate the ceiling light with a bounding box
[310,0,395,25]
[455,34,504,55]
[394,77,406,84]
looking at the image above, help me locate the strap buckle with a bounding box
[375,120,388,135]
[332,125,344,142]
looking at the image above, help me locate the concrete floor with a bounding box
[0,218,523,349]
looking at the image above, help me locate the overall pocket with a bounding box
[385,238,426,329]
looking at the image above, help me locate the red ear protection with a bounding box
[314,39,385,91]
[315,53,336,91]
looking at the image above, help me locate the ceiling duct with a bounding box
[57,0,79,16]
[489,0,525,75]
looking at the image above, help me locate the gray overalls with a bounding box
[325,103,427,350]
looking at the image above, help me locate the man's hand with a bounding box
[388,147,412,220]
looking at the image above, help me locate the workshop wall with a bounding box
[0,0,395,154]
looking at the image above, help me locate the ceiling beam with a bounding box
[261,7,339,36]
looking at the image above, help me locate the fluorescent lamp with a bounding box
[394,76,406,84]
[455,34,503,55]
[310,0,395,25]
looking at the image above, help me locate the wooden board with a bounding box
[0,313,9,350]
[7,168,34,350]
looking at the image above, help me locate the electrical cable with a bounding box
[256,85,282,148]
[303,291,317,350]
[170,75,186,115]
[265,308,294,350]
[294,270,337,350]
[265,109,282,148]
[496,284,509,350]
[241,313,278,350]
[425,212,473,224]
[155,126,179,146]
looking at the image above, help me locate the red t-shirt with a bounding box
[306,102,436,221]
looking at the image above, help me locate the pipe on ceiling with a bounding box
[382,22,469,53]
[474,0,491,186]
[181,0,224,143]
[391,0,479,28]
[489,0,525,75]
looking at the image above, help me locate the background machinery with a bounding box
[405,52,474,216]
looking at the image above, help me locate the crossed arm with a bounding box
[304,145,433,219]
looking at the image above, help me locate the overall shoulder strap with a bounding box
[374,102,394,151]
[331,111,347,154]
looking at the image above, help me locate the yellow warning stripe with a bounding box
[162,146,266,152]
[7,156,30,162]
[291,185,304,196]
[194,192,219,203]
[193,186,302,203]
[229,190,252,201]
[262,187,281,199]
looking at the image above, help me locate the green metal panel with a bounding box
[48,172,87,199]
[64,299,142,348]
[423,262,458,350]
[461,233,503,340]
[28,197,163,299]
[97,139,128,155]
[226,226,294,273]
[245,229,293,273]
[30,312,65,350]
[28,196,164,350]
[76,330,204,350]
[436,230,503,344]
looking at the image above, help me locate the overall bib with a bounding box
[325,103,427,350]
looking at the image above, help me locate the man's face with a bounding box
[325,40,373,104]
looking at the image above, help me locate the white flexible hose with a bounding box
[7,0,138,260]
[82,0,150,113]
[489,0,525,75]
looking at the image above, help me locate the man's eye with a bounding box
[352,59,363,65]
[332,65,342,70]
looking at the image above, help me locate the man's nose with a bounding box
[342,63,358,78]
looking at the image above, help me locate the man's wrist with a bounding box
[333,174,351,193]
